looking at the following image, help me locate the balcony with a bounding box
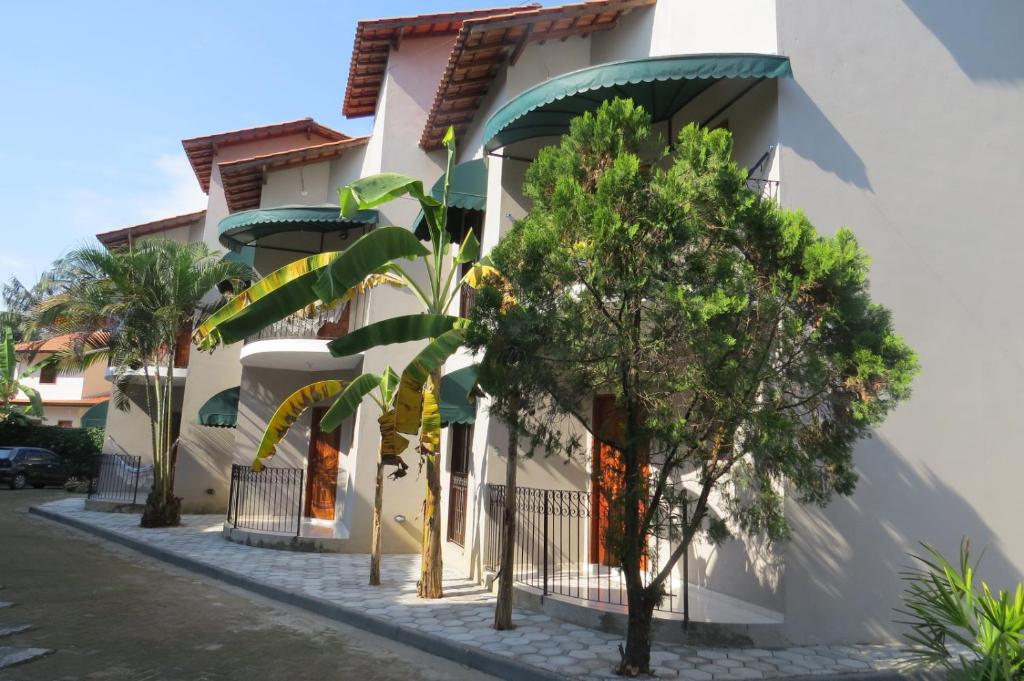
[239,303,361,371]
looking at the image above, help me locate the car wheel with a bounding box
[11,473,27,490]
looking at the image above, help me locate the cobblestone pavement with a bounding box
[2,490,494,681]
[36,496,923,680]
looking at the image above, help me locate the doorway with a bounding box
[305,406,340,520]
[590,395,647,568]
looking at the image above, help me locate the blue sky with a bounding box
[0,0,546,288]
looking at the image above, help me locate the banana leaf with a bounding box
[19,385,43,417]
[194,251,337,349]
[319,373,381,433]
[0,327,14,384]
[418,382,441,455]
[312,226,429,304]
[327,314,467,358]
[253,380,346,471]
[394,328,467,434]
[378,408,410,458]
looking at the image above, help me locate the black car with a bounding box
[0,447,69,490]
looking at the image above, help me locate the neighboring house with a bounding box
[13,335,110,428]
[94,0,1024,649]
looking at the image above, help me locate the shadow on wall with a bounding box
[778,80,873,191]
[785,433,1020,645]
[176,424,235,514]
[905,0,1024,83]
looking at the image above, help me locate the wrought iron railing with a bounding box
[484,484,690,620]
[746,177,780,201]
[447,473,468,546]
[244,303,350,344]
[88,454,151,504]
[226,464,304,536]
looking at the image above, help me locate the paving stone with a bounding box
[0,646,53,669]
[34,497,926,681]
[0,625,31,639]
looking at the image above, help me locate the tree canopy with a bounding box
[468,98,918,673]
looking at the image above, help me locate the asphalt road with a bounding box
[0,489,497,681]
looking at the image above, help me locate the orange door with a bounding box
[590,395,647,568]
[305,407,339,520]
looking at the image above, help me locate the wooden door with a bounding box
[305,407,340,520]
[590,395,647,568]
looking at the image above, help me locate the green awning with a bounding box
[80,400,109,430]
[219,205,379,252]
[483,54,792,151]
[197,387,240,428]
[414,159,488,239]
[440,365,478,426]
[222,247,255,268]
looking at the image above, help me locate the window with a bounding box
[39,363,57,384]
[0,449,13,460]
[57,420,72,428]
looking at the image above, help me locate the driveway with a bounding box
[0,489,495,681]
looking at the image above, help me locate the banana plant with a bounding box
[194,127,496,600]
[0,326,44,421]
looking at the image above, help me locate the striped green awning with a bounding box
[483,54,792,151]
[219,205,379,252]
[414,159,487,239]
[80,400,109,430]
[197,387,240,428]
[440,365,479,427]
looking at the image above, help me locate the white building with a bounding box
[94,0,1024,648]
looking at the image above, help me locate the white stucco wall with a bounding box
[775,0,1024,644]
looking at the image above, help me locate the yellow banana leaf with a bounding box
[393,328,466,434]
[461,263,516,309]
[418,381,441,456]
[378,408,410,458]
[253,380,346,471]
[195,252,339,350]
[335,272,404,305]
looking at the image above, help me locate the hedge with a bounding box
[0,420,104,477]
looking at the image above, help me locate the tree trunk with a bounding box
[619,588,656,676]
[369,446,385,586]
[418,371,444,599]
[494,396,520,629]
[141,354,181,528]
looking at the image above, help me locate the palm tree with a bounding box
[41,238,250,527]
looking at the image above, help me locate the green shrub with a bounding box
[900,538,1024,680]
[0,419,103,477]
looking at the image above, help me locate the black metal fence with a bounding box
[746,177,780,201]
[484,484,690,620]
[244,303,348,344]
[88,454,150,504]
[226,464,304,536]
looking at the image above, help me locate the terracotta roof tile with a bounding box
[419,0,656,150]
[95,211,206,249]
[181,118,347,193]
[342,5,541,119]
[218,137,371,213]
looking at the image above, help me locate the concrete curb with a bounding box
[29,505,940,681]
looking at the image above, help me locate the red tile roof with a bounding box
[182,118,348,193]
[342,5,541,118]
[218,137,370,213]
[15,332,107,354]
[95,211,207,249]
[419,0,656,150]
